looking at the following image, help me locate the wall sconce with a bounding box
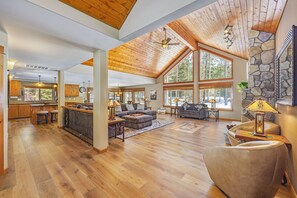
[224,24,234,49]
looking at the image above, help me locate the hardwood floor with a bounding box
[0,115,293,198]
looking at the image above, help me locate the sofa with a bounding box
[179,103,208,119]
[226,120,280,145]
[203,141,288,198]
[115,103,157,119]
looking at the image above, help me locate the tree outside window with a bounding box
[164,88,193,107]
[199,87,232,110]
[24,87,53,101]
[164,52,193,83]
[199,49,232,81]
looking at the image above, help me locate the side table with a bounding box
[108,117,125,142]
[170,106,178,116]
[206,109,219,121]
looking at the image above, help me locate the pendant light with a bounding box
[53,77,57,88]
[37,75,42,87]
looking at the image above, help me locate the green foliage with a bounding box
[236,81,248,92]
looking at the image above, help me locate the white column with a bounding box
[58,70,65,127]
[93,49,108,152]
[193,50,199,103]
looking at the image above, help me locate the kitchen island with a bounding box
[30,104,58,125]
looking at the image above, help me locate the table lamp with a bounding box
[173,98,180,107]
[246,99,279,136]
[108,100,120,120]
[209,99,217,109]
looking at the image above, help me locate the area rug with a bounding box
[171,123,204,133]
[117,119,174,139]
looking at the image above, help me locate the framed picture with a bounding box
[150,90,157,100]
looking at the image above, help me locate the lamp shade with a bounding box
[246,99,279,114]
[108,100,120,107]
[173,98,180,103]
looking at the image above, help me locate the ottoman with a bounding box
[123,114,153,129]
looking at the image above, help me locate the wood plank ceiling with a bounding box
[83,27,188,78]
[82,0,287,78]
[171,0,287,59]
[59,0,137,29]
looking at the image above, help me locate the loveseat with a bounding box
[179,103,208,119]
[115,103,157,119]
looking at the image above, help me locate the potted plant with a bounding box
[236,81,248,92]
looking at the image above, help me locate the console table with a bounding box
[170,106,178,116]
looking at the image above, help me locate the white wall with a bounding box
[0,29,8,170]
[124,44,248,120]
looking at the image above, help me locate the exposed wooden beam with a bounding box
[82,59,93,66]
[167,21,198,50]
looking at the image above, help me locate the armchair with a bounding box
[203,141,288,198]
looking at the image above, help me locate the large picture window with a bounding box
[134,91,145,104]
[164,52,193,84]
[24,87,53,101]
[199,82,233,110]
[199,48,232,81]
[163,86,193,107]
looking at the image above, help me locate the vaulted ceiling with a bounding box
[172,0,287,59]
[59,0,137,29]
[82,0,287,78]
[83,27,188,78]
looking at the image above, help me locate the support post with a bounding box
[193,50,199,103]
[58,71,65,128]
[93,49,108,152]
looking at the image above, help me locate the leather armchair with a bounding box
[203,141,288,198]
[227,121,280,146]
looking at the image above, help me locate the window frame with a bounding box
[198,82,234,111]
[163,51,194,85]
[163,85,194,107]
[198,47,233,82]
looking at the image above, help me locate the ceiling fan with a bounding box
[154,27,180,49]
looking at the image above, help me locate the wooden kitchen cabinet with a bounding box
[9,80,21,96]
[8,105,19,119]
[65,84,79,97]
[18,104,31,118]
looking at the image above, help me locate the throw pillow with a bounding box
[194,105,202,111]
[115,105,122,112]
[126,104,135,111]
[183,102,188,110]
[137,104,145,110]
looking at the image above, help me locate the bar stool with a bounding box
[50,110,58,123]
[37,111,48,124]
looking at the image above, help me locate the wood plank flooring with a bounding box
[0,115,293,197]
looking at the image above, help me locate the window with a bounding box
[134,91,145,104]
[164,86,193,107]
[199,83,233,110]
[164,52,193,83]
[199,49,232,81]
[40,88,53,100]
[123,92,132,103]
[24,88,39,101]
[24,87,53,101]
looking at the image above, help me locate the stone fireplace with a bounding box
[242,30,276,121]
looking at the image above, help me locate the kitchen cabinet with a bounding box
[8,105,19,119]
[18,104,31,118]
[65,84,79,97]
[9,80,21,96]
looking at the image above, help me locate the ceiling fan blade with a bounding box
[168,43,180,45]
[166,38,171,43]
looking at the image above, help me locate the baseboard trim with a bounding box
[285,171,297,198]
[93,147,108,153]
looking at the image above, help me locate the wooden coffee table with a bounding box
[235,130,292,149]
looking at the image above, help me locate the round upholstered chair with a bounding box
[203,141,288,198]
